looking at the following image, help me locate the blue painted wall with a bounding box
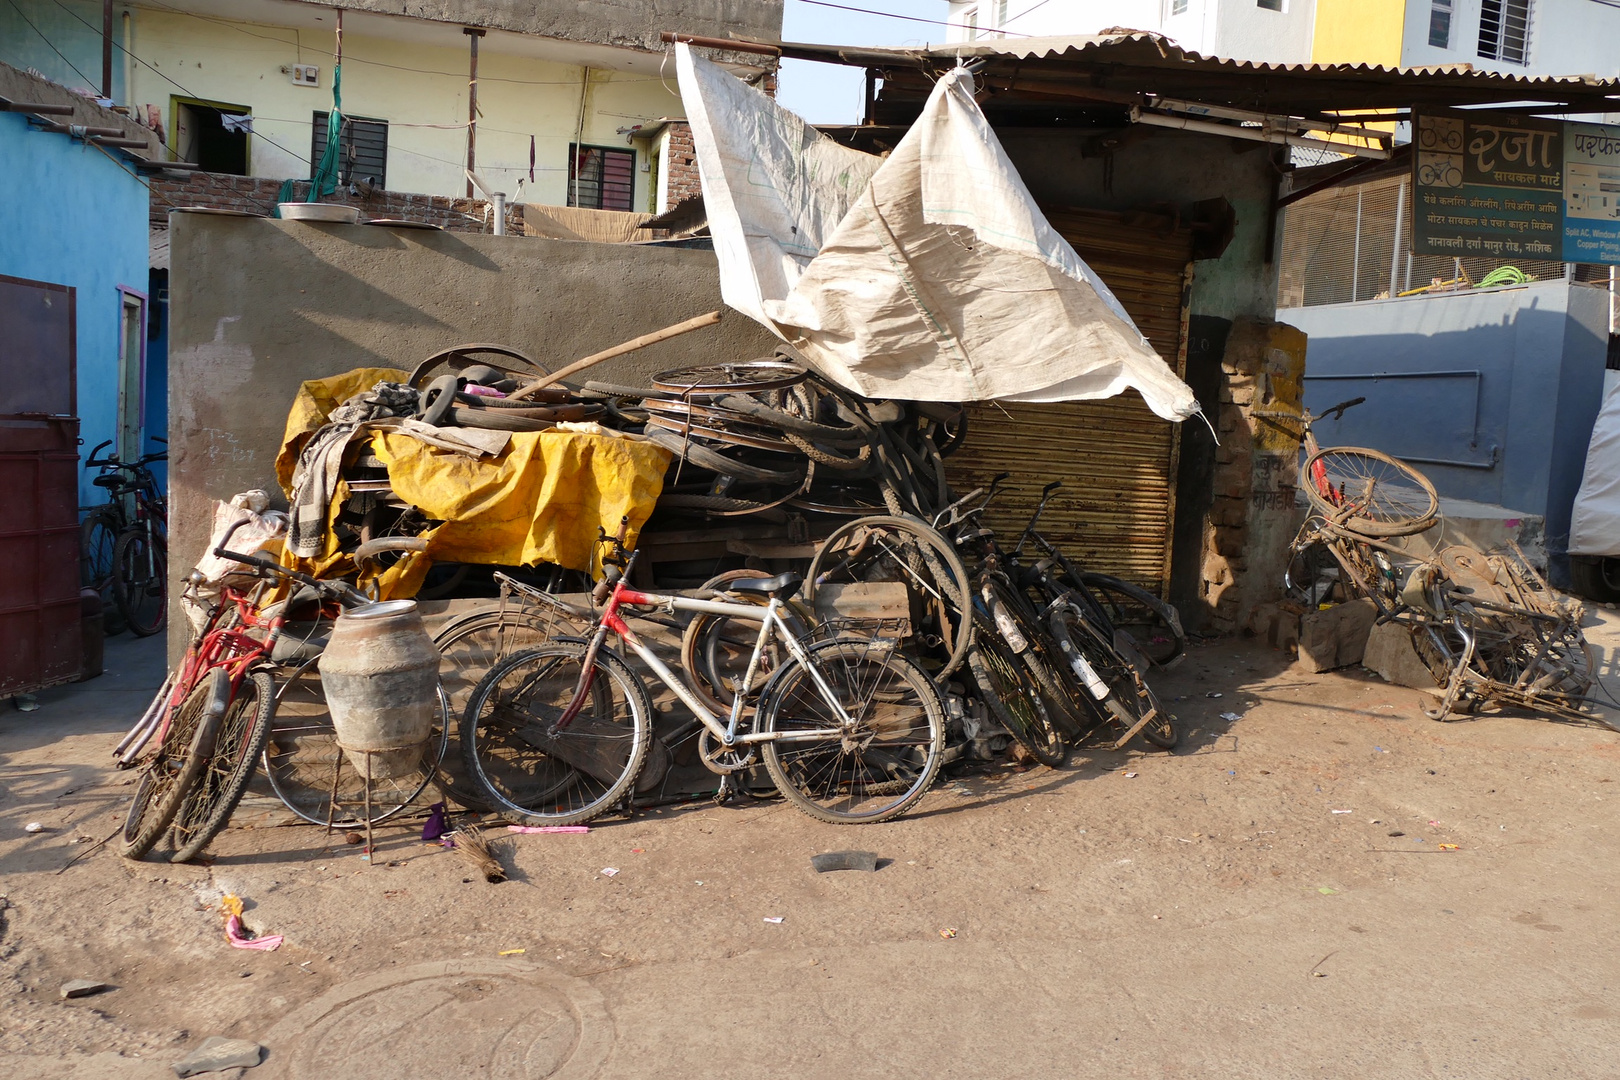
[0,0,124,100]
[0,111,151,505]
[1283,281,1610,584]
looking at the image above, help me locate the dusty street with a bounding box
[3,622,1619,1079]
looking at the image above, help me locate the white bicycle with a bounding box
[460,525,948,825]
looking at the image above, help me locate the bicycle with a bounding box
[1008,481,1178,750]
[118,525,443,861]
[83,439,169,637]
[461,522,948,825]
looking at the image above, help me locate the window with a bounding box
[1257,0,1283,10]
[963,7,979,40]
[173,99,250,175]
[1478,0,1531,64]
[1171,0,1190,13]
[995,0,1009,27]
[312,112,388,188]
[1429,0,1454,47]
[569,145,635,211]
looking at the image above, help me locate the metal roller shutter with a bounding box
[944,207,1194,596]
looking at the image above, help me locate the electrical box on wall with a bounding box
[291,64,319,87]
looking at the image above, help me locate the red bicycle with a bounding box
[116,523,395,862]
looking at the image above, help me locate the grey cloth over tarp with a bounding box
[285,382,510,558]
[676,44,1198,421]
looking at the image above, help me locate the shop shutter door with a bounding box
[943,207,1193,597]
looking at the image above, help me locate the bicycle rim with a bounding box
[758,639,945,823]
[114,529,167,636]
[120,673,219,860]
[1301,447,1439,537]
[462,644,652,826]
[170,670,276,862]
[966,618,1068,768]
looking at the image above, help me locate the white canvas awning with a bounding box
[675,43,1199,421]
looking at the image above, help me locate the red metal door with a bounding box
[0,274,81,696]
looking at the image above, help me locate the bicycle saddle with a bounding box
[726,571,802,600]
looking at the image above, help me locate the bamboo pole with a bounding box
[508,310,723,399]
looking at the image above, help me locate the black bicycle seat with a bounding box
[727,571,802,600]
[92,474,121,489]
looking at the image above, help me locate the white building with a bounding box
[945,1,1620,80]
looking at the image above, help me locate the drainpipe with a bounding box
[492,191,506,235]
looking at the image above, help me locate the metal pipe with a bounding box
[101,0,113,99]
[1353,189,1362,301]
[1128,108,1392,160]
[492,190,506,235]
[658,31,781,57]
[0,96,75,116]
[1389,178,1405,298]
[464,27,483,198]
[122,10,133,109]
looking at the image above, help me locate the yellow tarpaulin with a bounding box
[274,368,671,599]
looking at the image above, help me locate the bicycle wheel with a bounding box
[433,605,582,809]
[757,638,945,824]
[1301,447,1439,538]
[1050,603,1177,750]
[1070,573,1187,669]
[980,575,1086,742]
[804,515,973,678]
[120,670,225,861]
[264,661,451,827]
[113,528,167,637]
[679,570,811,715]
[966,615,1069,767]
[169,670,276,863]
[462,643,653,826]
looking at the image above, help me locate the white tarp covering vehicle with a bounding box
[1569,376,1620,600]
[675,44,1199,421]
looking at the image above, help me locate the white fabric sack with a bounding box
[184,491,288,631]
[1570,379,1620,557]
[676,45,1198,421]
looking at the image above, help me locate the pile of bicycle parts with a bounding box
[1284,429,1605,727]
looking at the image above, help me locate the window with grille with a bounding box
[311,112,387,188]
[1478,0,1531,64]
[569,145,635,212]
[1429,0,1454,47]
[1257,0,1283,10]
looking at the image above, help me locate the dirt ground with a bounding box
[3,613,1619,1079]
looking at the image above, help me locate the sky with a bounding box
[775,0,954,124]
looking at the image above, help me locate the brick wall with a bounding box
[662,123,703,210]
[1199,318,1309,635]
[147,173,521,234]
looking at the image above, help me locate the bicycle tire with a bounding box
[462,642,653,826]
[81,505,126,634]
[432,604,584,810]
[120,670,226,861]
[1301,446,1439,538]
[980,575,1087,742]
[264,661,451,827]
[966,616,1069,767]
[757,639,946,824]
[113,528,167,637]
[169,670,276,863]
[1049,603,1177,750]
[804,514,973,679]
[678,569,805,716]
[643,424,806,485]
[1071,572,1187,669]
[714,394,869,447]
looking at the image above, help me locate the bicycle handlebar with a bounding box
[213,518,370,607]
[1319,396,1366,423]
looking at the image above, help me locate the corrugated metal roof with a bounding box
[770,31,1620,112]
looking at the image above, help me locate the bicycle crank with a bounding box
[698,729,756,774]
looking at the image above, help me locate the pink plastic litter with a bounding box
[225,914,282,951]
[507,825,590,834]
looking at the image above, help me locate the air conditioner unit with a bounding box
[291,64,319,87]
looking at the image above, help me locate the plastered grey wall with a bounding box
[166,214,775,655]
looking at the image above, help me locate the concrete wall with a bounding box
[0,111,152,506]
[997,129,1280,323]
[1282,280,1610,581]
[318,0,783,54]
[166,214,776,646]
[1311,0,1404,65]
[1398,0,1620,79]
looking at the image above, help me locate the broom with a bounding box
[451,826,508,883]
